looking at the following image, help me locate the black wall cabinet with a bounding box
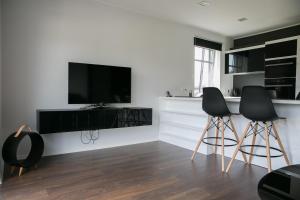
[225,47,265,74]
[265,40,297,59]
[233,24,300,48]
[37,107,152,134]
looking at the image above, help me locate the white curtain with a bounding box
[194,47,220,97]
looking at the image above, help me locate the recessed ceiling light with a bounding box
[198,1,211,7]
[238,17,248,22]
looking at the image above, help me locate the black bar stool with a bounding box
[191,87,247,172]
[226,86,290,173]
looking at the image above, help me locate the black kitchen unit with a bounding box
[225,47,265,74]
[229,25,300,100]
[264,39,298,99]
[233,24,300,49]
[229,26,299,100]
[265,39,297,59]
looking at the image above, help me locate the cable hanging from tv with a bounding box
[80,130,100,144]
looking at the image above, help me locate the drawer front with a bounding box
[265,85,295,99]
[61,112,77,132]
[265,58,296,78]
[38,112,62,134]
[265,78,296,100]
[117,108,152,127]
[265,78,295,87]
[76,111,90,131]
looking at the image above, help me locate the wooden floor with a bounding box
[0,141,267,200]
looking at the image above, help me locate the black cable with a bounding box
[80,130,100,144]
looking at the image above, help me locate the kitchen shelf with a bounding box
[229,71,265,76]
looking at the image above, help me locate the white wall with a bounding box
[2,0,232,157]
[0,0,3,184]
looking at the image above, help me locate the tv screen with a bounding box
[68,62,131,104]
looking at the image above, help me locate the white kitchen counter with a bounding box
[159,96,300,105]
[159,96,300,170]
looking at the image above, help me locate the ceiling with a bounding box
[94,0,300,38]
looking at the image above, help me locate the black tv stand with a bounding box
[37,107,152,134]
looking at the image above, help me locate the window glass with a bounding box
[195,47,203,60]
[194,46,221,97]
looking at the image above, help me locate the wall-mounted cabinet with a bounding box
[225,46,265,74]
[229,36,299,100]
[264,38,298,100]
[265,39,297,59]
[37,107,153,134]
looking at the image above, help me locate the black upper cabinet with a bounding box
[234,24,300,48]
[248,48,265,71]
[225,47,265,74]
[265,40,297,59]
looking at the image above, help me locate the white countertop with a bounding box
[159,96,300,105]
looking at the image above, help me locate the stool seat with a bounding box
[239,86,278,122]
[202,87,231,117]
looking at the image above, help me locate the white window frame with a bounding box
[194,46,217,96]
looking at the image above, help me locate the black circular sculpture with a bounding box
[2,125,44,176]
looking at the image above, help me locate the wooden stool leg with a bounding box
[191,117,212,160]
[249,122,258,164]
[214,117,220,154]
[265,122,272,173]
[226,122,251,173]
[10,166,16,175]
[272,123,290,165]
[221,118,225,172]
[19,167,24,176]
[229,117,248,163]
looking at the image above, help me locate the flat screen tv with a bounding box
[68,62,131,104]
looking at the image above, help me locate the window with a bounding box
[194,46,221,97]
